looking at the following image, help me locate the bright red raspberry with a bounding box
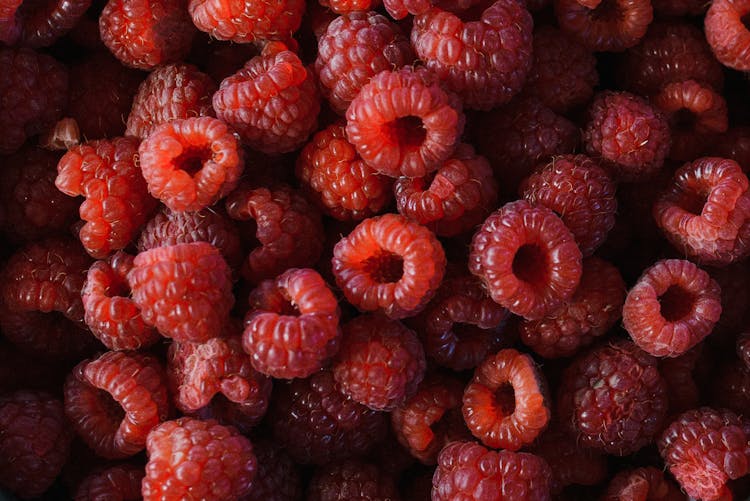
[319,0,380,13]
[142,417,256,501]
[659,408,750,501]
[469,200,583,320]
[345,67,464,178]
[125,63,217,140]
[189,0,304,42]
[432,441,553,501]
[75,463,144,501]
[213,43,320,154]
[332,213,446,319]
[711,127,750,172]
[705,0,750,71]
[308,460,400,501]
[555,0,653,52]
[242,439,302,501]
[557,341,668,455]
[315,11,413,114]
[64,351,169,459]
[0,391,72,499]
[382,0,429,18]
[602,466,684,501]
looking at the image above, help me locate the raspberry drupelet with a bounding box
[319,0,381,13]
[64,351,169,459]
[469,200,583,320]
[705,0,750,71]
[345,67,465,179]
[382,0,430,18]
[242,439,302,501]
[602,466,684,501]
[189,0,304,43]
[74,463,144,501]
[331,213,446,319]
[555,0,653,52]
[307,460,400,501]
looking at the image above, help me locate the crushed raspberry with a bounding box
[469,200,583,320]
[659,345,703,414]
[189,0,304,43]
[242,439,302,501]
[345,67,464,178]
[319,0,380,13]
[602,466,684,501]
[308,460,399,501]
[332,213,446,319]
[75,463,144,501]
[555,0,653,52]
[705,0,750,71]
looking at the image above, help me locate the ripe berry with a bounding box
[1,0,90,47]
[602,466,683,501]
[242,439,302,501]
[307,460,400,501]
[555,0,653,52]
[74,463,144,501]
[705,0,750,71]
[189,0,304,43]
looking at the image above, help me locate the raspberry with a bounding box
[394,143,498,237]
[583,91,670,182]
[711,127,750,172]
[5,0,91,47]
[64,351,169,459]
[56,136,158,259]
[710,262,750,341]
[142,417,256,501]
[242,439,302,501]
[739,332,750,369]
[345,67,464,178]
[125,63,217,140]
[521,154,617,257]
[653,158,750,266]
[519,257,625,359]
[315,11,413,114]
[188,0,304,43]
[602,466,684,501]
[469,200,583,320]
[555,0,653,52]
[308,460,400,501]
[0,47,68,155]
[705,0,750,71]
[296,122,394,221]
[710,360,750,419]
[0,391,72,499]
[432,441,553,501]
[225,184,324,283]
[382,0,430,18]
[269,370,388,464]
[213,43,320,154]
[557,340,668,455]
[659,345,702,414]
[659,407,750,500]
[319,0,380,13]
[75,463,144,501]
[99,0,196,70]
[332,213,446,319]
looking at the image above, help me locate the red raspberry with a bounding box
[659,345,703,415]
[75,463,144,501]
[469,200,583,320]
[705,0,750,71]
[382,0,429,18]
[296,122,394,221]
[189,0,304,43]
[519,257,625,359]
[710,360,750,420]
[269,370,388,464]
[0,391,72,499]
[213,43,320,154]
[557,340,668,455]
[242,439,302,501]
[583,91,670,182]
[319,0,380,13]
[125,63,217,140]
[64,351,169,459]
[4,0,91,47]
[659,408,750,500]
[711,127,750,172]
[0,47,68,154]
[555,0,653,52]
[739,333,750,369]
[345,67,465,178]
[432,441,553,501]
[308,460,399,501]
[56,136,157,259]
[394,143,498,237]
[99,0,196,70]
[602,466,684,501]
[142,417,256,501]
[332,213,446,319]
[315,11,413,114]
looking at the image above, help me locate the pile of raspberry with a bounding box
[3,0,750,499]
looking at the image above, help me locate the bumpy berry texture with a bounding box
[242,439,302,501]
[64,351,169,459]
[0,391,73,499]
[557,341,668,455]
[1,0,91,47]
[659,407,750,500]
[469,200,583,320]
[705,0,750,71]
[319,0,380,13]
[190,0,304,42]
[332,213,446,319]
[432,441,553,501]
[308,460,400,501]
[555,0,653,52]
[382,0,430,18]
[345,67,464,178]
[602,466,684,501]
[74,463,144,501]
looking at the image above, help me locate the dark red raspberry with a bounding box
[332,213,446,319]
[315,11,413,114]
[710,359,750,419]
[710,262,750,342]
[0,47,68,154]
[557,340,668,455]
[0,0,22,44]
[469,200,583,320]
[711,127,750,172]
[0,391,72,499]
[659,408,750,500]
[56,136,157,259]
[4,0,91,47]
[64,351,169,459]
[705,0,750,71]
[395,143,498,237]
[242,439,302,501]
[555,0,653,52]
[125,63,217,140]
[189,0,304,42]
[308,460,400,501]
[602,466,684,501]
[345,67,464,178]
[99,0,196,70]
[739,333,750,369]
[296,122,394,221]
[659,345,702,415]
[432,441,553,501]
[319,0,380,13]
[75,463,144,501]
[213,42,320,154]
[583,91,670,182]
[142,417,256,501]
[269,370,388,464]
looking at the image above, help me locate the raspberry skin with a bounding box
[382,0,430,18]
[332,213,446,319]
[602,466,684,501]
[705,0,750,71]
[0,391,73,499]
[555,0,653,52]
[659,408,750,500]
[469,200,583,321]
[75,463,144,501]
[432,441,553,501]
[308,460,400,501]
[64,351,169,459]
[189,0,304,43]
[319,0,380,13]
[557,341,668,455]
[242,439,302,501]
[5,0,91,47]
[345,67,465,178]
[142,417,256,501]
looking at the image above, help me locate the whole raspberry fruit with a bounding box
[308,460,400,501]
[319,0,380,13]
[189,0,304,43]
[555,0,653,52]
[602,466,684,501]
[705,0,750,71]
[242,439,302,501]
[75,463,144,501]
[1,0,91,47]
